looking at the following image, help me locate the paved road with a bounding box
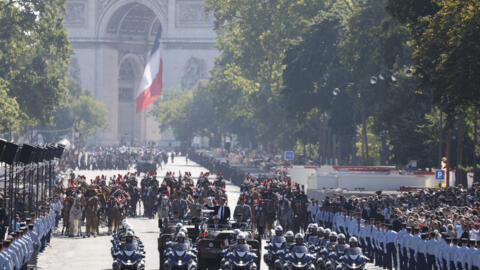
[38,156,381,270]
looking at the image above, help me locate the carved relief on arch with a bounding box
[69,57,81,82]
[65,1,87,26]
[181,57,208,90]
[176,0,214,28]
[96,0,168,28]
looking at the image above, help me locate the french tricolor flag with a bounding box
[136,26,163,113]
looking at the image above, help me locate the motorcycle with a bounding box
[221,244,258,270]
[316,244,334,269]
[274,243,293,270]
[283,245,315,270]
[336,248,368,270]
[112,242,146,270]
[264,237,286,268]
[164,243,198,270]
[326,245,348,270]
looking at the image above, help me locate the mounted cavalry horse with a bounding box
[140,174,159,218]
[107,188,127,234]
[85,194,99,237]
[69,192,83,237]
[253,198,276,238]
[277,196,294,231]
[156,195,171,230]
[62,194,74,235]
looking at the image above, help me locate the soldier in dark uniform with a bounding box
[0,199,8,240]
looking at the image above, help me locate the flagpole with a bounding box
[143,27,150,145]
[136,24,163,143]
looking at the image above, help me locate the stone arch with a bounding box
[117,54,143,144]
[96,0,167,39]
[119,53,143,79]
[181,57,208,89]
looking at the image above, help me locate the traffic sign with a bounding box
[435,170,445,180]
[284,151,294,161]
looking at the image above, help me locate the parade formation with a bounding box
[2,0,480,269]
[0,145,479,270]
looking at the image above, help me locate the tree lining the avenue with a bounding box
[153,0,480,185]
[0,0,107,144]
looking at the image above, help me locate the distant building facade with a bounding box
[64,0,217,145]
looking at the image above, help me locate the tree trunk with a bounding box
[456,115,465,186]
[332,133,337,165]
[303,141,306,157]
[380,132,386,165]
[327,128,332,165]
[322,126,328,164]
[474,109,478,182]
[438,109,443,167]
[362,111,369,165]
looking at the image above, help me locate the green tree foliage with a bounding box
[0,0,72,128]
[0,79,20,134]
[205,0,325,146]
[44,79,108,144]
[386,0,480,183]
[414,1,480,117]
[154,88,194,146]
[155,0,479,181]
[69,92,108,142]
[153,80,218,147]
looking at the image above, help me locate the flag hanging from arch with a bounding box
[136,26,163,113]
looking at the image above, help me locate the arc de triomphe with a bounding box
[64,0,217,145]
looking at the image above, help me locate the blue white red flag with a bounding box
[136,26,163,113]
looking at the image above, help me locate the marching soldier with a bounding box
[2,239,17,270]
[0,240,14,270]
[426,231,439,270]
[397,224,409,270]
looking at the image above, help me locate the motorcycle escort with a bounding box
[221,233,258,270]
[336,238,369,270]
[112,231,146,270]
[282,234,315,270]
[326,234,349,270]
[264,226,286,269]
[164,240,198,270]
[304,224,320,254]
[316,230,336,269]
[274,231,296,270]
